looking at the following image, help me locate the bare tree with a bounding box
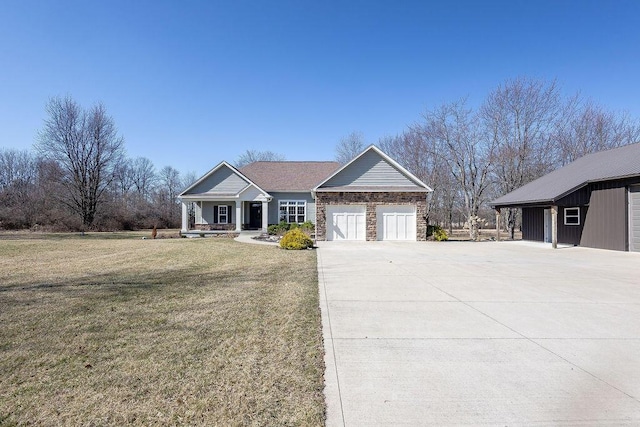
[130,157,157,199]
[155,166,182,227]
[180,170,198,228]
[36,96,125,229]
[481,77,564,238]
[181,171,198,193]
[378,130,453,225]
[556,100,640,165]
[423,99,496,240]
[235,150,285,168]
[335,131,366,164]
[112,158,135,198]
[0,148,36,191]
[0,149,38,229]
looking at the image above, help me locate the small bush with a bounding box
[427,225,448,241]
[279,221,290,230]
[280,228,314,250]
[289,222,299,230]
[300,221,315,233]
[268,221,290,236]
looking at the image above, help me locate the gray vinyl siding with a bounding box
[321,149,418,188]
[197,202,235,224]
[186,166,248,195]
[268,192,315,225]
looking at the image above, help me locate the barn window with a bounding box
[564,207,580,225]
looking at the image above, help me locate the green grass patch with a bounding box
[0,233,325,426]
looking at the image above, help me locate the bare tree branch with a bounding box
[235,150,285,168]
[335,131,365,164]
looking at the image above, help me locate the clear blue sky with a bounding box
[1,1,639,177]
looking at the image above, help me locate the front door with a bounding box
[249,203,262,229]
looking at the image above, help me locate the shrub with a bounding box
[427,225,448,241]
[280,228,314,250]
[300,220,315,233]
[279,221,290,231]
[289,222,299,230]
[268,221,290,236]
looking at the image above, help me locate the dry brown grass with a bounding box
[0,233,324,426]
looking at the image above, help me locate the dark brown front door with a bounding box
[249,203,262,229]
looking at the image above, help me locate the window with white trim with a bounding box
[279,200,306,223]
[564,207,580,225]
[217,205,228,224]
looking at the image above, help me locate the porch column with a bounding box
[235,201,242,232]
[261,200,269,232]
[181,202,188,232]
[495,208,501,242]
[551,205,558,249]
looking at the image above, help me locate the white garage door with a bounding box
[630,187,640,252]
[327,205,366,241]
[377,205,416,241]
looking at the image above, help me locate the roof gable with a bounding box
[491,142,640,207]
[240,161,340,192]
[315,145,433,192]
[179,161,268,198]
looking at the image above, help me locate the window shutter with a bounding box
[214,205,219,223]
[228,205,232,223]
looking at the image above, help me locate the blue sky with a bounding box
[1,1,639,176]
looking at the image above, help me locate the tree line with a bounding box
[336,77,640,239]
[0,96,195,231]
[3,78,639,235]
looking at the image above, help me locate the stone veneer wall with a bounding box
[315,192,428,241]
[194,223,236,231]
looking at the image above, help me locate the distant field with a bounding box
[0,233,325,426]
[447,228,523,241]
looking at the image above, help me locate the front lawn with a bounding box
[0,234,325,426]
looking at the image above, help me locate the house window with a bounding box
[279,200,306,223]
[564,207,580,225]
[218,205,228,224]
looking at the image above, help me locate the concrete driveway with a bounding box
[317,241,640,426]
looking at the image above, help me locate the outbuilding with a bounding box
[491,143,640,251]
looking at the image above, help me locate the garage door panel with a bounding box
[327,205,366,241]
[377,205,416,241]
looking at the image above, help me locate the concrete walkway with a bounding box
[317,241,640,426]
[233,231,278,245]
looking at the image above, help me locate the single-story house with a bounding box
[178,145,433,241]
[490,142,640,252]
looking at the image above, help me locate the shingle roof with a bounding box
[240,161,341,192]
[317,186,430,192]
[491,142,640,207]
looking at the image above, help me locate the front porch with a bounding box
[181,229,240,238]
[180,198,270,233]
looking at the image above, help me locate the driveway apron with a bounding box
[317,241,640,426]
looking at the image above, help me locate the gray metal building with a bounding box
[491,143,640,252]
